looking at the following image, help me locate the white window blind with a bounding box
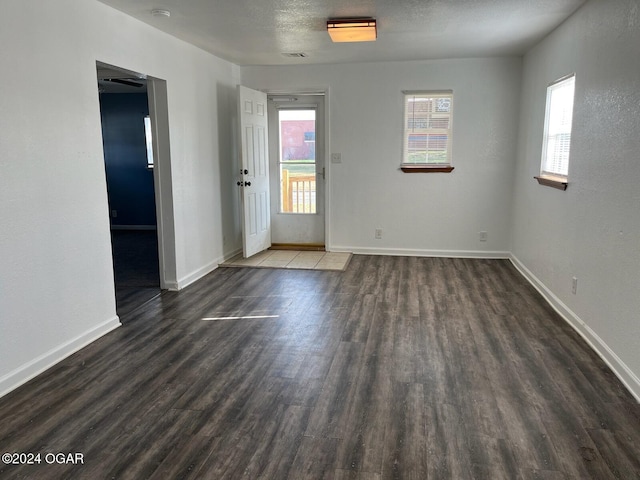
[402,91,453,165]
[541,75,575,178]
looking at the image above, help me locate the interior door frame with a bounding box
[96,61,178,291]
[264,88,331,249]
[147,76,177,289]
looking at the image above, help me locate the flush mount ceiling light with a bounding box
[327,18,377,43]
[151,9,171,18]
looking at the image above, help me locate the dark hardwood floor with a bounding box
[111,230,161,316]
[1,256,638,479]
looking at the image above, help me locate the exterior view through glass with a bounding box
[278,109,316,213]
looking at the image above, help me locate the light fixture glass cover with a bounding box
[327,19,377,42]
[151,9,171,18]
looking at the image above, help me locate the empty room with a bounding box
[0,0,639,478]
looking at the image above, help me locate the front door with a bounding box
[238,85,271,258]
[267,94,325,246]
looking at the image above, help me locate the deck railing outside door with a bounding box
[281,169,316,213]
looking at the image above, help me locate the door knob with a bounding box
[244,181,251,187]
[236,181,242,186]
[244,169,249,175]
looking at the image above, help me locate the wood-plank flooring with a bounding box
[111,230,161,316]
[0,255,638,479]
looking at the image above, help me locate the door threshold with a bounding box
[270,243,325,252]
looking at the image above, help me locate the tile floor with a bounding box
[220,250,352,271]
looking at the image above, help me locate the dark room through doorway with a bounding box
[97,63,161,317]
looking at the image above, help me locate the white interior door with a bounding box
[238,85,270,258]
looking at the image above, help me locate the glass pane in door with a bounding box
[279,109,316,213]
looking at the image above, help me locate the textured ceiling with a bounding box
[96,0,585,66]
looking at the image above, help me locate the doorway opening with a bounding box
[268,94,326,248]
[97,63,164,317]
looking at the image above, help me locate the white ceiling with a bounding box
[97,0,585,66]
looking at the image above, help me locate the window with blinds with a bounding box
[540,75,575,179]
[402,91,453,166]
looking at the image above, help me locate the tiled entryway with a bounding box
[220,250,352,271]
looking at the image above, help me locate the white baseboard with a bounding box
[163,280,180,291]
[175,261,218,290]
[0,316,121,399]
[329,245,510,259]
[510,254,640,403]
[223,247,243,262]
[174,258,221,291]
[168,249,243,291]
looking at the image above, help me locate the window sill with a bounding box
[534,175,567,190]
[401,165,454,173]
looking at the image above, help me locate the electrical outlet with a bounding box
[331,153,342,164]
[375,228,383,239]
[479,231,488,242]
[572,277,578,295]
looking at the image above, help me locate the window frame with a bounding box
[401,90,454,173]
[536,74,576,190]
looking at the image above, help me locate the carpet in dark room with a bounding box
[110,230,161,317]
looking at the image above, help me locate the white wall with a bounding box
[0,0,241,396]
[242,58,522,257]
[510,0,640,399]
